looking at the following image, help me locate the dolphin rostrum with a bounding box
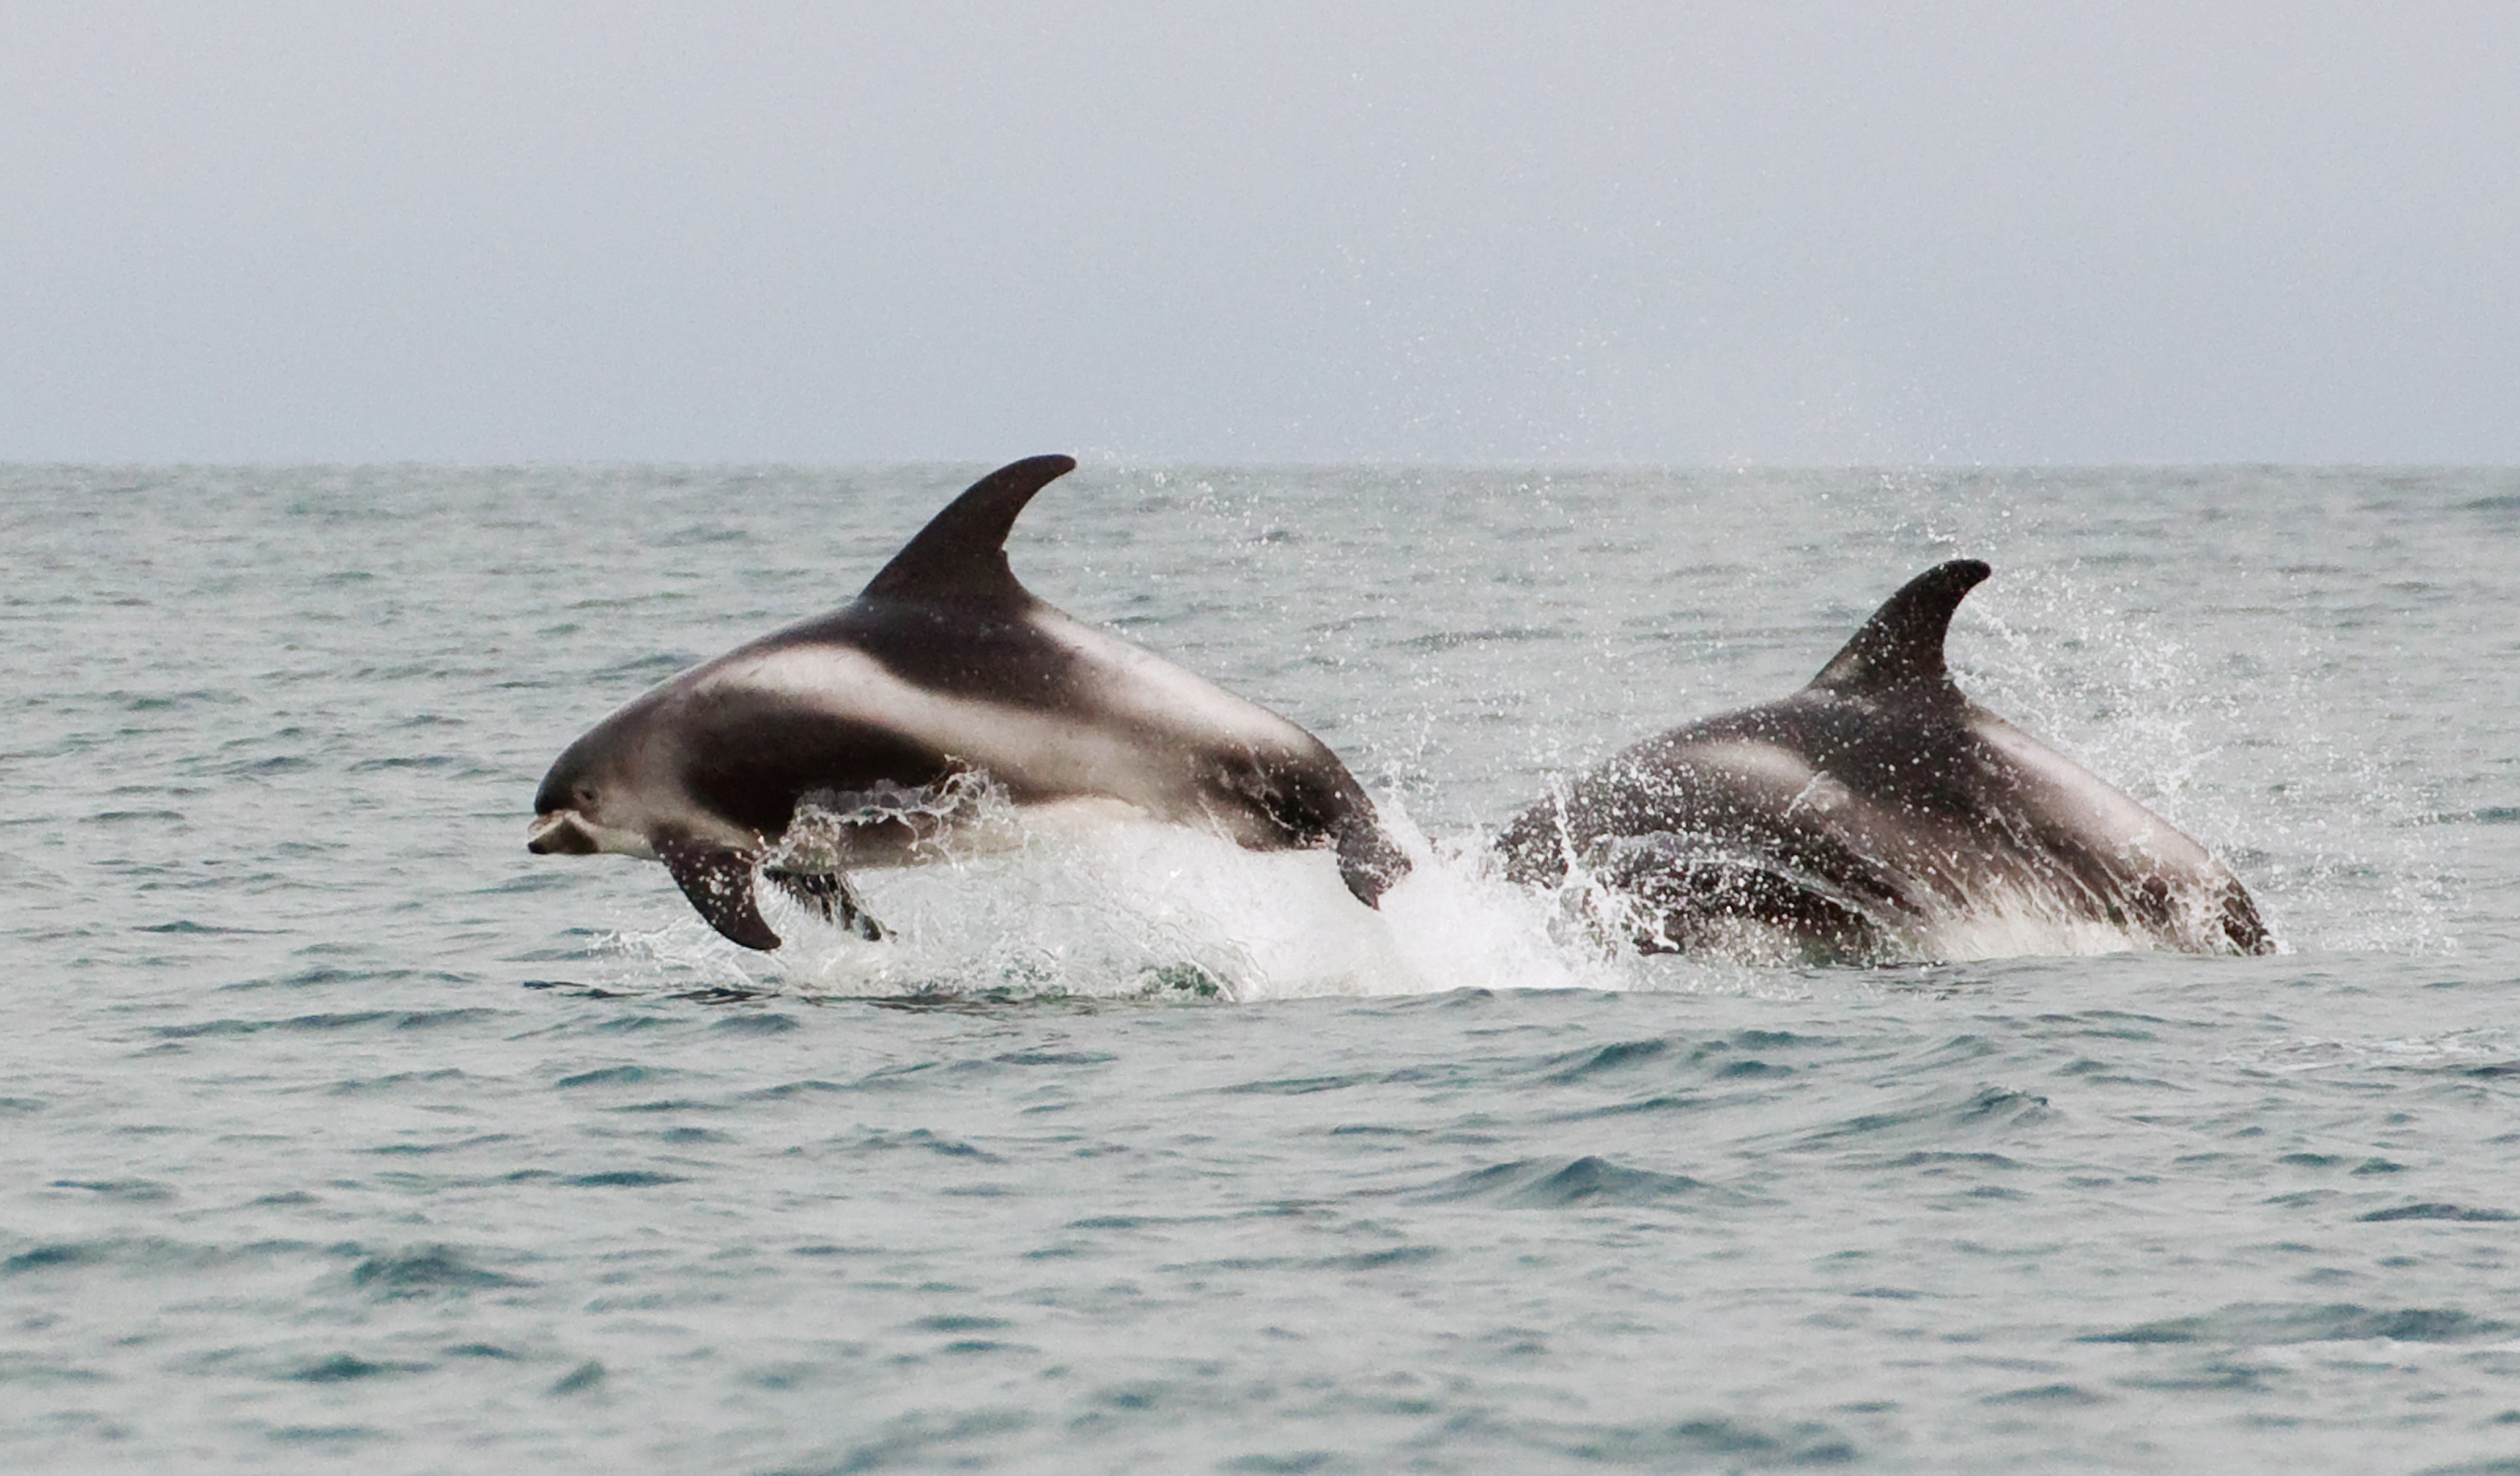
[528,455,1408,950]
[1495,560,2274,961]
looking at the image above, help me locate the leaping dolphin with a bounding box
[527,455,1408,950]
[1494,560,2274,961]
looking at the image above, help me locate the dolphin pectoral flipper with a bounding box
[659,841,783,951]
[1808,559,1993,694]
[764,868,887,942]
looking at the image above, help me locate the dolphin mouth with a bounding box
[526,811,599,855]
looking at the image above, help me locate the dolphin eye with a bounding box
[573,784,598,806]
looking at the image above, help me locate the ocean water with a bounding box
[4,462,2516,1473]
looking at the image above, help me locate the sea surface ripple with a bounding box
[2,464,2516,1473]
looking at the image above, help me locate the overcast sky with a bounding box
[4,3,2514,463]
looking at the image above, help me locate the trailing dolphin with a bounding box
[527,455,1408,950]
[1494,560,2274,962]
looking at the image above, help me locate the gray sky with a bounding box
[5,3,2515,463]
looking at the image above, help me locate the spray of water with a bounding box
[584,782,1700,1002]
[587,786,2240,1005]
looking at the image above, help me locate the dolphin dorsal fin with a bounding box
[1807,559,1992,694]
[860,454,1077,603]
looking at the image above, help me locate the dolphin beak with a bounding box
[527,811,597,855]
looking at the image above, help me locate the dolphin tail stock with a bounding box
[2215,876,2276,956]
[658,840,784,951]
[1331,807,1412,908]
[2106,862,2277,958]
[764,867,887,942]
[1807,558,1993,695]
[1220,754,1413,908]
[858,454,1078,605]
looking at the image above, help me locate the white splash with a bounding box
[588,790,1690,1001]
[592,790,2229,1002]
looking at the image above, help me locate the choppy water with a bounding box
[4,463,2517,1473]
